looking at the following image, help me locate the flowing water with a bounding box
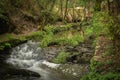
[6,41,80,80]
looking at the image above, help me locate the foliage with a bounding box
[52,51,70,64]
[54,23,73,32]
[84,27,93,38]
[40,11,57,26]
[40,25,54,47]
[90,58,104,71]
[4,43,11,48]
[106,59,113,65]
[81,72,120,80]
[28,31,46,41]
[102,46,114,57]
[0,1,6,18]
[0,42,11,50]
[39,24,84,47]
[44,24,55,33]
[40,33,53,47]
[0,0,9,24]
[55,34,84,46]
[91,12,114,37]
[6,34,14,40]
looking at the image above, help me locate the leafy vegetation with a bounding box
[0,42,11,50]
[91,12,114,37]
[52,51,70,64]
[55,33,84,46]
[90,58,104,71]
[36,24,85,47]
[102,46,114,57]
[81,72,120,80]
[0,0,120,80]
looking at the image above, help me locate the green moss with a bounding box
[52,51,70,64]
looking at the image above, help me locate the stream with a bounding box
[5,41,82,80]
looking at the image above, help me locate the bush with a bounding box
[40,33,53,47]
[55,33,84,46]
[81,72,120,80]
[39,24,84,47]
[52,51,70,64]
[40,10,57,26]
[84,27,93,38]
[0,42,11,50]
[91,12,114,36]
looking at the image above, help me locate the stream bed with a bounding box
[1,41,89,80]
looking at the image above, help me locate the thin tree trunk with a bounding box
[50,0,56,11]
[60,0,63,20]
[64,0,69,20]
[72,0,75,22]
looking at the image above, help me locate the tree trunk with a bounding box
[60,0,63,20]
[64,0,69,20]
[72,0,75,22]
[109,0,120,70]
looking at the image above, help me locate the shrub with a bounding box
[44,24,55,33]
[40,33,53,47]
[84,27,93,38]
[55,33,84,46]
[0,42,11,50]
[81,72,120,80]
[91,12,114,36]
[52,51,70,64]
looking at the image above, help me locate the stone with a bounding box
[0,63,41,79]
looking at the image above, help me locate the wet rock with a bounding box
[0,63,41,80]
[43,46,64,61]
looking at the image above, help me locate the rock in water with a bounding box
[0,63,41,80]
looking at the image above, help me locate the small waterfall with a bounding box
[6,41,61,80]
[7,41,45,68]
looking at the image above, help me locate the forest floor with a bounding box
[0,30,38,43]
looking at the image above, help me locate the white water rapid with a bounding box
[6,41,65,80]
[6,41,81,80]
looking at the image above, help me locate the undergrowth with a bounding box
[52,51,70,64]
[39,24,84,47]
[0,42,11,50]
[81,72,120,80]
